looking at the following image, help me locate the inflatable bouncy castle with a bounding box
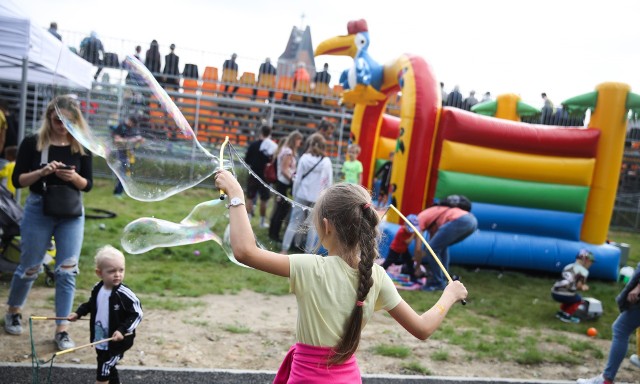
[315,19,640,280]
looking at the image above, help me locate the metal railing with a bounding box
[1,78,639,231]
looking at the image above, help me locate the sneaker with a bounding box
[54,331,75,351]
[576,374,609,384]
[631,353,640,368]
[421,283,446,292]
[4,313,22,335]
[556,311,580,323]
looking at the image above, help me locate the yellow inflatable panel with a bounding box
[581,82,631,243]
[439,140,596,186]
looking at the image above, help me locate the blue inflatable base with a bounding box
[379,222,620,281]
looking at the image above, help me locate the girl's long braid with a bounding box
[320,184,380,365]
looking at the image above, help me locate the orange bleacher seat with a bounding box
[256,73,276,99]
[313,82,330,97]
[181,78,199,126]
[323,84,344,107]
[202,66,219,95]
[236,72,256,99]
[274,76,293,100]
[199,67,219,125]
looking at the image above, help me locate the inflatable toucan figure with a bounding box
[315,19,386,105]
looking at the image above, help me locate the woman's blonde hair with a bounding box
[312,182,380,365]
[37,95,88,155]
[283,130,303,151]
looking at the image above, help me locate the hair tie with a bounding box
[356,300,364,307]
[362,203,371,210]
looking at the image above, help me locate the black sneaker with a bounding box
[4,313,22,335]
[556,311,580,323]
[55,331,76,350]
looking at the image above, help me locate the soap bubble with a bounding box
[56,55,220,202]
[52,53,321,263]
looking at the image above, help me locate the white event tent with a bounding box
[0,0,94,144]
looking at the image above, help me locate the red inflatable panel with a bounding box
[440,108,601,158]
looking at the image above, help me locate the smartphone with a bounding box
[59,165,73,170]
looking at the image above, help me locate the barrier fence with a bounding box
[0,78,639,231]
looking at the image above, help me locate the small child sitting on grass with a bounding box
[551,249,594,323]
[68,245,143,384]
[382,214,421,284]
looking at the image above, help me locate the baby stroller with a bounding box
[0,185,56,286]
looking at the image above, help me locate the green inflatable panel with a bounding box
[435,171,589,213]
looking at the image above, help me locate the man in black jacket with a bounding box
[163,43,180,91]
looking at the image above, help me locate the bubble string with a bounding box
[386,204,467,305]
[218,136,229,200]
[227,143,312,212]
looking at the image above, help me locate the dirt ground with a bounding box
[1,287,639,383]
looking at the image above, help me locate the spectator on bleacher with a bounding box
[133,45,142,61]
[48,22,62,41]
[292,62,310,91]
[162,43,180,91]
[463,90,478,111]
[540,92,555,124]
[440,82,448,106]
[79,31,104,80]
[447,85,463,109]
[314,63,331,86]
[244,125,278,228]
[269,130,304,243]
[124,46,144,86]
[254,57,277,100]
[144,40,162,79]
[222,53,239,96]
[80,31,104,66]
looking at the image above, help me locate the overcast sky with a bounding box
[14,0,640,107]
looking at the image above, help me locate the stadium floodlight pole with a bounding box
[218,136,230,200]
[388,204,466,305]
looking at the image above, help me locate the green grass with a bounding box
[222,323,252,334]
[372,344,411,358]
[400,361,432,375]
[4,170,640,370]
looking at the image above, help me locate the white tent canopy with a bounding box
[0,0,94,89]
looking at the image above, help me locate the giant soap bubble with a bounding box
[53,53,317,262]
[57,55,220,202]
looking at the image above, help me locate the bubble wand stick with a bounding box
[30,316,88,321]
[53,333,133,357]
[218,136,229,200]
[388,204,466,305]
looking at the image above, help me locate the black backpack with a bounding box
[439,195,472,212]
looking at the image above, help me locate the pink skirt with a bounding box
[273,343,361,384]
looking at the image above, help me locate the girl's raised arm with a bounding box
[214,170,290,277]
[388,281,467,340]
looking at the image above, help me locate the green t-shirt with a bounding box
[342,159,363,184]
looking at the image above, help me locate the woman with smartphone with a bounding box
[4,96,93,352]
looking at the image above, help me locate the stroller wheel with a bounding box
[45,275,54,287]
